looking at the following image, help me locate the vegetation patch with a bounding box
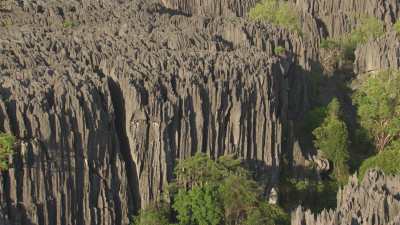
[249,0,301,33]
[63,20,79,29]
[353,70,400,152]
[132,153,289,225]
[0,132,15,171]
[320,16,384,63]
[274,46,286,55]
[313,98,350,184]
[359,149,400,179]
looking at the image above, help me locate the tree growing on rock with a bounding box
[133,153,289,225]
[0,132,15,171]
[313,98,350,183]
[353,70,400,152]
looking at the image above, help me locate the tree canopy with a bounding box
[313,98,350,183]
[0,132,15,171]
[132,153,289,225]
[353,70,400,152]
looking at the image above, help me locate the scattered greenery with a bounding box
[133,153,289,225]
[279,177,338,212]
[359,148,400,179]
[394,20,400,34]
[353,70,400,152]
[313,98,350,183]
[320,16,384,62]
[0,17,13,28]
[62,20,78,29]
[274,46,286,55]
[132,203,170,225]
[0,133,15,171]
[249,0,301,33]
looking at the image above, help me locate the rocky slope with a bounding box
[0,0,316,224]
[0,0,400,225]
[354,32,400,75]
[291,170,400,225]
[290,0,400,38]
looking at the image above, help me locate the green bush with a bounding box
[279,177,338,213]
[149,153,290,225]
[313,98,350,183]
[353,70,400,152]
[132,203,170,225]
[394,20,400,34]
[359,148,400,179]
[63,20,78,28]
[274,46,286,55]
[173,184,223,225]
[0,133,15,171]
[249,0,301,33]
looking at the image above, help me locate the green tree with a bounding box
[132,203,170,225]
[170,153,289,225]
[173,184,223,225]
[249,0,301,33]
[243,203,289,225]
[313,99,350,183]
[358,148,400,179]
[353,70,400,152]
[0,133,15,171]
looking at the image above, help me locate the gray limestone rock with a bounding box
[292,170,400,225]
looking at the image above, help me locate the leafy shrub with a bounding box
[359,148,400,179]
[151,153,290,225]
[313,98,350,183]
[249,0,301,33]
[274,46,285,55]
[394,20,400,34]
[0,133,15,171]
[132,203,170,225]
[63,20,78,28]
[353,70,400,152]
[243,203,289,225]
[173,184,223,225]
[279,177,338,213]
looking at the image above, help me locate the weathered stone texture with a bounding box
[0,0,314,224]
[292,170,400,225]
[355,32,400,74]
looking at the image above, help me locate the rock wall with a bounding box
[354,32,400,74]
[290,0,400,37]
[292,170,400,225]
[161,0,258,17]
[0,0,315,224]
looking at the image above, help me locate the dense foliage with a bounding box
[279,177,337,212]
[359,148,400,179]
[0,133,15,171]
[313,99,350,183]
[353,70,400,152]
[249,0,301,33]
[132,153,289,225]
[132,203,170,225]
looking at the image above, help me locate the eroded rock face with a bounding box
[290,0,400,37]
[354,32,400,74]
[292,170,400,225]
[0,0,314,224]
[160,0,258,17]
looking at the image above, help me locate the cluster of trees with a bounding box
[353,70,400,177]
[132,153,289,225]
[248,0,301,33]
[0,132,15,171]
